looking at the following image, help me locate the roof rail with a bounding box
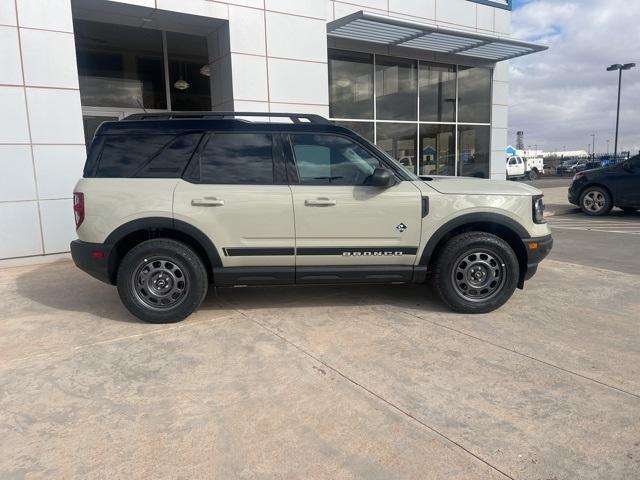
[123,111,331,124]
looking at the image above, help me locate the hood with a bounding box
[421,176,541,196]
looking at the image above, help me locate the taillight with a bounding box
[73,192,85,229]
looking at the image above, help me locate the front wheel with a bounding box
[432,232,519,314]
[116,239,208,323]
[580,187,613,216]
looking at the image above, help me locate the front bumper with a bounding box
[521,234,554,282]
[70,240,114,284]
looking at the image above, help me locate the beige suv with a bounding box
[71,112,552,323]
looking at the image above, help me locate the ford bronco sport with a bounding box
[71,112,552,323]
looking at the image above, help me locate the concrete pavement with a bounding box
[2,257,640,479]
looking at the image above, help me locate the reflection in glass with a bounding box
[199,134,274,184]
[334,121,375,143]
[167,32,212,111]
[74,20,166,109]
[291,134,383,186]
[419,63,456,122]
[375,55,417,121]
[329,50,374,119]
[458,125,490,178]
[419,124,455,176]
[458,67,491,124]
[376,123,417,174]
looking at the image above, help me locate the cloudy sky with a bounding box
[509,0,640,154]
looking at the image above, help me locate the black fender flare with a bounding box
[418,212,530,267]
[104,217,223,268]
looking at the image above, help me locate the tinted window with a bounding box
[376,123,417,174]
[96,134,174,177]
[419,63,456,123]
[458,125,490,178]
[135,133,202,178]
[291,134,385,186]
[458,67,491,124]
[375,55,417,121]
[197,133,274,184]
[329,50,374,120]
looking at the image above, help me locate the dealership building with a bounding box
[0,0,545,262]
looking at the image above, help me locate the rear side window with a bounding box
[194,133,274,184]
[95,135,173,177]
[134,133,202,178]
[94,134,201,178]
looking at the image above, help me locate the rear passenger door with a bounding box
[173,132,295,280]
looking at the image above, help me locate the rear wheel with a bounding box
[527,169,539,180]
[116,239,208,323]
[580,187,613,216]
[432,232,519,314]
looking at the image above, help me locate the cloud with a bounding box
[509,0,640,154]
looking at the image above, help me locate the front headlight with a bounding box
[533,195,546,224]
[572,172,584,182]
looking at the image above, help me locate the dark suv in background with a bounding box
[569,155,640,215]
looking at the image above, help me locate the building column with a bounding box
[0,0,85,261]
[490,61,509,180]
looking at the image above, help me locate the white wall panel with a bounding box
[228,5,266,56]
[26,88,84,144]
[16,0,74,32]
[0,201,42,258]
[0,86,30,144]
[0,145,36,202]
[266,12,327,62]
[388,0,435,20]
[231,54,269,102]
[39,199,75,254]
[20,29,79,88]
[265,0,326,19]
[32,145,86,199]
[0,27,23,85]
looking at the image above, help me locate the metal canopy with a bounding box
[327,12,547,62]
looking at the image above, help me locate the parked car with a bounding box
[557,159,580,175]
[569,155,640,215]
[71,111,552,323]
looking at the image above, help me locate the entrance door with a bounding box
[287,133,423,280]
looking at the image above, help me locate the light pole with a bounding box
[591,133,596,159]
[607,63,636,160]
[606,139,610,154]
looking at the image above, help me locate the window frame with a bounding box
[183,131,288,186]
[283,132,407,186]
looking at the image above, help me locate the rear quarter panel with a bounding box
[74,178,179,243]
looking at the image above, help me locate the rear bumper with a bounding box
[70,240,114,284]
[521,234,554,282]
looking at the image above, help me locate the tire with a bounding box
[579,186,613,216]
[432,232,519,314]
[527,169,538,180]
[116,239,208,323]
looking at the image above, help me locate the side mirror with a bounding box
[622,161,633,172]
[367,167,396,187]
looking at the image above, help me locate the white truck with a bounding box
[506,155,544,180]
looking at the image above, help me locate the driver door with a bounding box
[286,133,423,275]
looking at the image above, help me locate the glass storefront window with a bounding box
[458,66,491,124]
[375,55,417,121]
[419,124,455,176]
[458,125,490,178]
[333,121,375,143]
[75,20,166,109]
[167,32,212,111]
[329,50,374,119]
[419,63,456,123]
[376,123,417,174]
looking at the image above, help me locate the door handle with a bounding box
[305,198,337,207]
[191,197,225,207]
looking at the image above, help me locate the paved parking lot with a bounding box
[2,242,640,479]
